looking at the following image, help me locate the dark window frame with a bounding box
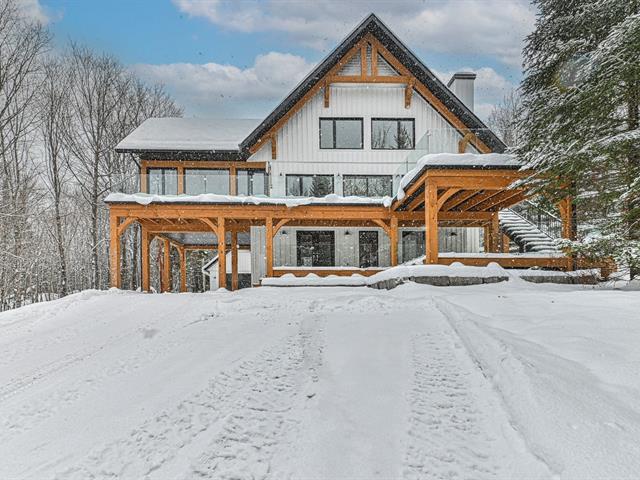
[319,117,364,150]
[358,230,379,268]
[285,174,335,197]
[296,230,336,267]
[236,169,268,196]
[147,167,178,195]
[371,118,416,150]
[342,174,394,197]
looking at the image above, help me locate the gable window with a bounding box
[237,169,267,196]
[343,175,393,197]
[286,174,334,197]
[184,169,230,195]
[320,118,363,149]
[372,118,415,149]
[148,168,178,195]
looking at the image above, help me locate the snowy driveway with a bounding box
[1,283,639,479]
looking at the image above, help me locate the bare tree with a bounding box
[488,89,523,147]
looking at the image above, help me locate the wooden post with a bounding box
[483,225,490,253]
[217,217,227,289]
[266,217,274,277]
[179,247,187,293]
[390,217,398,266]
[161,238,171,292]
[141,225,150,292]
[231,230,238,291]
[502,233,511,253]
[424,180,439,264]
[140,162,148,193]
[177,166,184,194]
[558,196,575,271]
[489,212,500,253]
[109,213,121,288]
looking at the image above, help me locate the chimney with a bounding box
[447,72,476,112]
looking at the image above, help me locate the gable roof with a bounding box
[116,118,260,153]
[240,13,506,154]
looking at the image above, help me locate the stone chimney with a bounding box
[447,72,476,112]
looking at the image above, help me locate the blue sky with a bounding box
[34,0,536,121]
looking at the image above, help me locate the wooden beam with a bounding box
[141,225,150,292]
[457,190,502,212]
[109,213,121,289]
[231,230,238,291]
[360,44,367,77]
[458,132,474,153]
[405,77,415,108]
[424,180,438,264]
[179,246,187,293]
[390,216,398,266]
[324,79,330,108]
[266,217,274,278]
[140,162,148,193]
[161,237,171,292]
[177,166,184,194]
[142,160,267,170]
[217,216,226,289]
[437,188,461,210]
[273,218,290,235]
[489,212,500,253]
[473,190,523,211]
[328,75,409,84]
[502,233,510,253]
[229,165,237,196]
[371,43,378,76]
[438,211,493,221]
[270,134,277,160]
[371,219,391,236]
[116,216,138,236]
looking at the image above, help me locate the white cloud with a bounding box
[17,0,51,24]
[132,52,314,117]
[172,0,535,66]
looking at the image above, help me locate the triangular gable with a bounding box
[241,13,505,156]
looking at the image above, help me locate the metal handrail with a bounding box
[510,201,562,239]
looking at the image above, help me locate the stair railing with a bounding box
[510,200,562,239]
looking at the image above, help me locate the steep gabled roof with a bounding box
[241,13,506,154]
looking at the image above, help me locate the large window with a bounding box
[237,170,267,196]
[320,118,363,149]
[343,175,393,197]
[402,231,425,263]
[371,118,415,149]
[286,174,334,197]
[296,231,335,267]
[359,231,379,268]
[148,168,178,195]
[184,169,230,195]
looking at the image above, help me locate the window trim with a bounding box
[371,118,416,150]
[285,174,335,197]
[147,167,178,195]
[342,174,394,197]
[319,117,364,150]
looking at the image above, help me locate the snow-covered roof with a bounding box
[397,153,523,200]
[105,192,393,208]
[115,118,261,152]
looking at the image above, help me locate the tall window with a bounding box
[237,170,267,196]
[359,231,379,268]
[148,168,178,195]
[297,231,335,267]
[343,175,393,197]
[402,231,425,263]
[184,169,230,195]
[286,174,334,197]
[320,118,363,149]
[371,118,415,149]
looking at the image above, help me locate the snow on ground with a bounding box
[1,282,639,479]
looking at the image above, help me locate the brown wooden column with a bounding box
[161,238,171,292]
[177,166,185,194]
[141,226,150,292]
[489,212,500,253]
[424,180,439,264]
[231,231,239,291]
[558,196,575,271]
[390,216,399,266]
[265,217,274,277]
[179,246,187,293]
[502,233,511,253]
[109,213,121,288]
[217,217,227,289]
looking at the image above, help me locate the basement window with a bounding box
[320,118,363,149]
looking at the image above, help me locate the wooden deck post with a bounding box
[141,225,150,292]
[266,217,274,277]
[161,238,171,292]
[390,217,399,266]
[109,213,121,289]
[424,180,439,264]
[558,196,575,271]
[231,230,238,291]
[179,246,187,293]
[502,233,511,253]
[217,217,227,289]
[489,212,500,253]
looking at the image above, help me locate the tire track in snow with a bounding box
[54,315,325,480]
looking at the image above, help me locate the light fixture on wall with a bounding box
[344,230,351,236]
[281,230,288,235]
[449,231,458,237]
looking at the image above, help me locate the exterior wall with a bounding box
[249,84,478,196]
[250,225,482,285]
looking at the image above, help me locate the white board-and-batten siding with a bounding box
[249,84,478,196]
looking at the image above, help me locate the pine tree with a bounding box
[517,0,640,278]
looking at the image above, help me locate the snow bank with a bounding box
[397,152,522,200]
[105,192,392,208]
[261,273,369,287]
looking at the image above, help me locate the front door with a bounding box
[296,231,335,267]
[359,231,379,268]
[402,231,425,263]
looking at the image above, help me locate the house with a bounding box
[106,13,578,292]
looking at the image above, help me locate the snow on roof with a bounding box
[397,153,523,200]
[115,118,261,152]
[105,192,393,208]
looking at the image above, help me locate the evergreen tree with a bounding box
[517,0,640,277]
